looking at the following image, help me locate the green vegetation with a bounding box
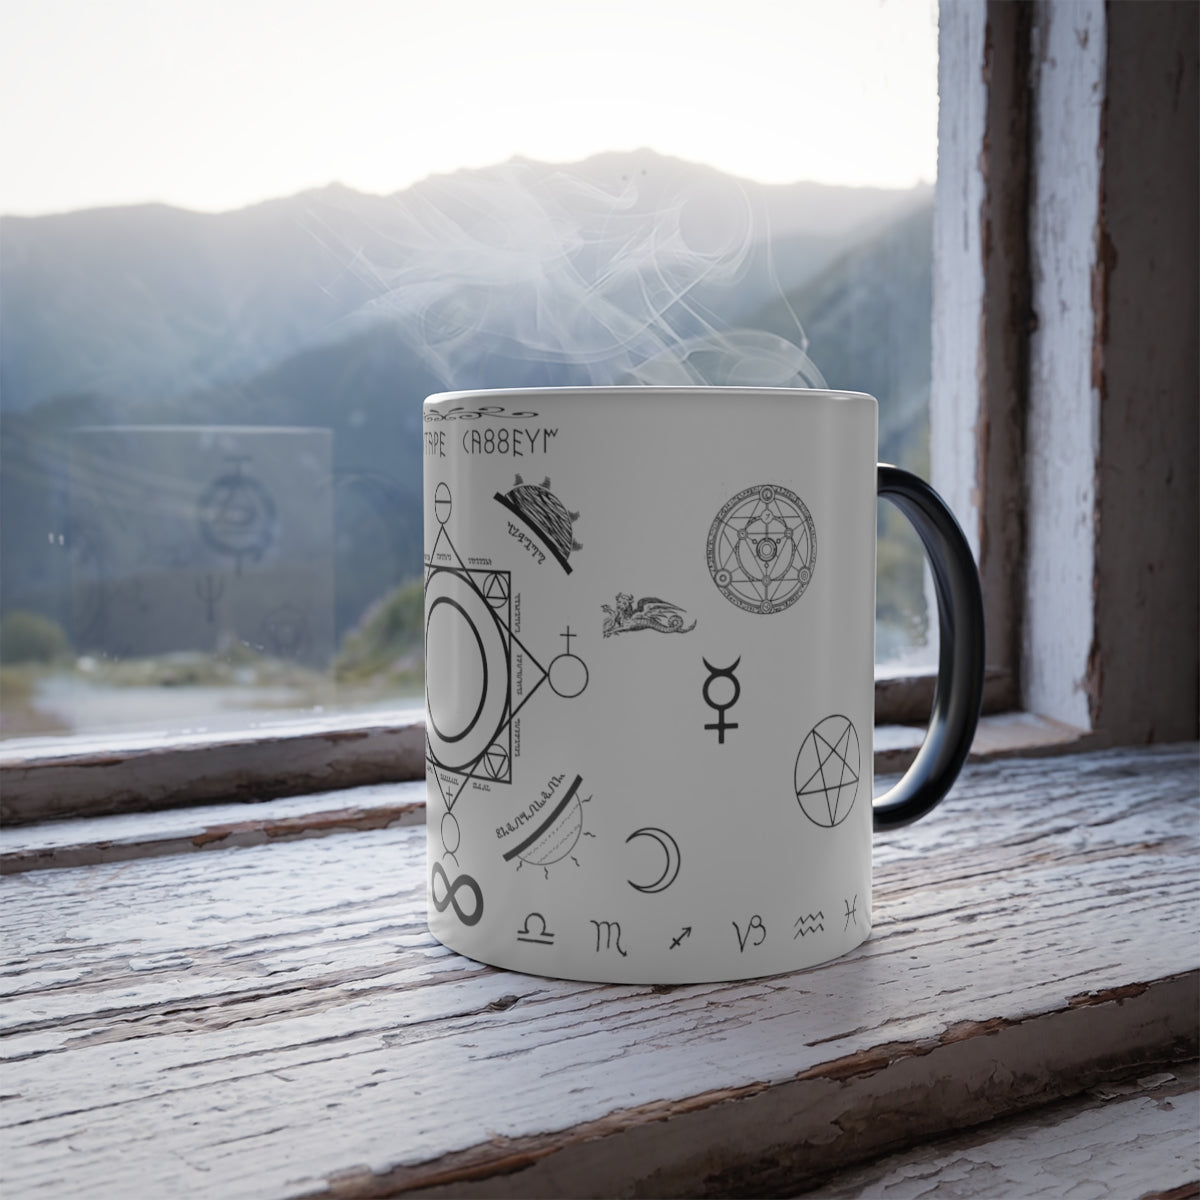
[0,610,70,665]
[335,578,424,687]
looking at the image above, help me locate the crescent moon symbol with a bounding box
[625,827,681,894]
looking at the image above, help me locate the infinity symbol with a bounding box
[430,861,484,927]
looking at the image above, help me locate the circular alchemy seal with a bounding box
[706,483,816,614]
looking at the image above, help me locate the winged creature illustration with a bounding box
[601,592,697,637]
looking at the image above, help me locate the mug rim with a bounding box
[425,385,877,407]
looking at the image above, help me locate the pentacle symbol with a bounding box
[794,715,861,828]
[197,456,278,574]
[433,481,453,525]
[702,657,742,744]
[706,483,816,614]
[548,626,589,698]
[502,775,594,878]
[590,919,628,957]
[794,911,825,939]
[517,912,555,945]
[733,915,767,952]
[494,475,581,573]
[843,894,859,931]
[625,827,682,894]
[430,862,484,927]
[424,492,590,817]
[602,593,697,637]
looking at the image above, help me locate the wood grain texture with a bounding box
[0,710,428,825]
[1,745,1196,1198]
[805,1063,1199,1198]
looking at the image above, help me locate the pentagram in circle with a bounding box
[794,715,861,828]
[706,483,816,614]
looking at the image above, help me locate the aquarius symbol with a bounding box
[733,915,766,952]
[430,862,484,927]
[794,911,825,938]
[843,894,859,930]
[702,657,742,744]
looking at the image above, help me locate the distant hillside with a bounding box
[0,152,933,645]
[0,150,929,414]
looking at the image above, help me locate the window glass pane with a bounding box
[0,0,938,739]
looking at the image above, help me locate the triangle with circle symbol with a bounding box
[483,741,511,781]
[482,572,510,607]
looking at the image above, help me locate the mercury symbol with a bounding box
[702,657,741,744]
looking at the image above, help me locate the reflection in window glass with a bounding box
[0,0,938,738]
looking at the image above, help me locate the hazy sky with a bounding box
[1,0,938,217]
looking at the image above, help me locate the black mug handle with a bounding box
[873,465,986,830]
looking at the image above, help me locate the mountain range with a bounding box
[0,149,933,645]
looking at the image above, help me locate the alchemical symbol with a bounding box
[702,657,742,744]
[706,483,817,614]
[430,862,484,927]
[196,456,278,575]
[794,714,861,828]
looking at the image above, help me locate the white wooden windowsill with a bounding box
[2,744,1196,1198]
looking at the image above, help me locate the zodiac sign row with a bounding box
[504,896,862,957]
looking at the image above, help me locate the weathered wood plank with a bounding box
[0,746,1195,1199]
[0,782,427,873]
[1,714,1086,872]
[806,1064,1199,1199]
[0,709,428,825]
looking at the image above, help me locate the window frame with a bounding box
[4,0,1196,826]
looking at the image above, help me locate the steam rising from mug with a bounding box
[311,158,827,390]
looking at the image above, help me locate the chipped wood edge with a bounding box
[796,1061,1199,1197]
[0,716,1096,869]
[0,800,426,874]
[0,717,427,825]
[0,701,1075,830]
[304,973,1199,1199]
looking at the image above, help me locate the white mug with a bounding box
[423,387,984,983]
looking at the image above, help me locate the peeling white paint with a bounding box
[931,0,987,557]
[1023,0,1106,729]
